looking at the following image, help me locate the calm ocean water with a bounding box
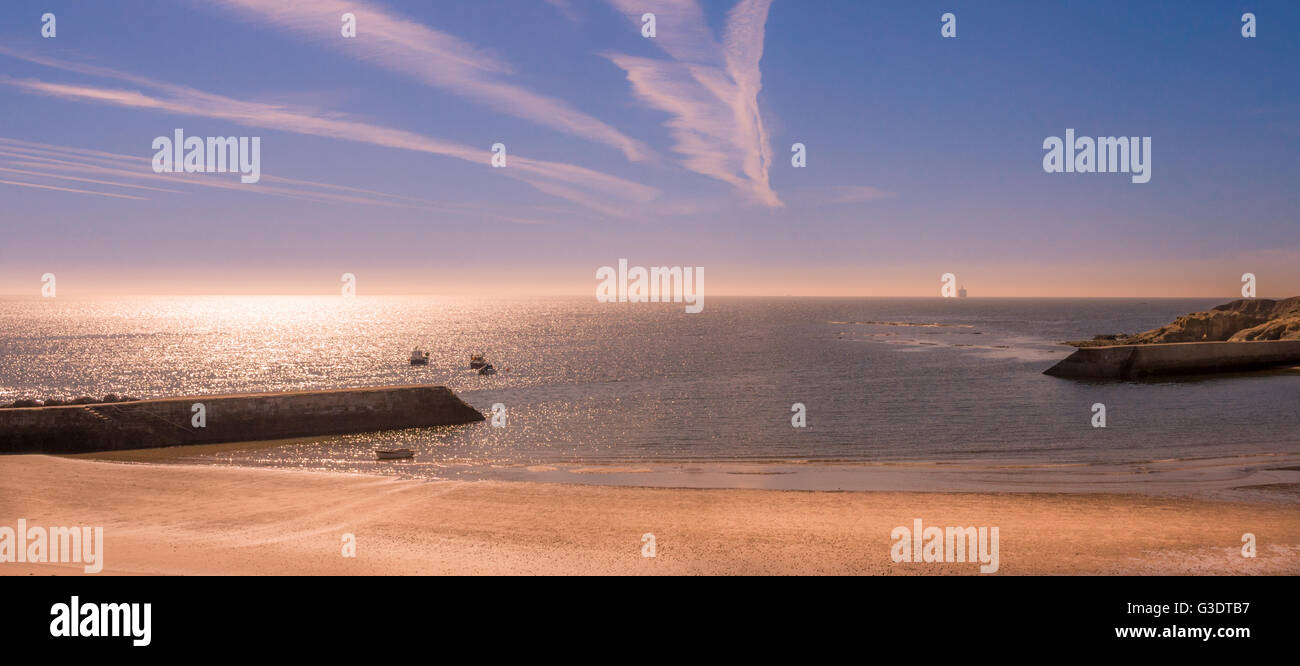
[2,296,1298,474]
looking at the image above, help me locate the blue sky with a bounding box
[1,0,1297,296]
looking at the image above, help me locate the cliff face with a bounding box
[1070,297,1300,346]
[1133,297,1300,343]
[1228,297,1300,340]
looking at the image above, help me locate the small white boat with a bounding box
[376,448,414,460]
[409,348,429,365]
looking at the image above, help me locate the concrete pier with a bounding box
[0,385,484,454]
[1044,340,1300,379]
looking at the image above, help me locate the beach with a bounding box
[3,454,1297,575]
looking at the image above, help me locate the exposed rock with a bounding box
[1066,297,1300,346]
[1229,314,1300,341]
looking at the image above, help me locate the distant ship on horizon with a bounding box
[958,286,968,298]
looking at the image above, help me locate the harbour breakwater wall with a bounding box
[1044,340,1300,379]
[0,385,484,454]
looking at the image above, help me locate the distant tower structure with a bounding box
[958,285,968,298]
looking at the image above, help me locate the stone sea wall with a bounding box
[1044,340,1300,379]
[0,385,484,454]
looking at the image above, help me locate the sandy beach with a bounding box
[2,455,1298,575]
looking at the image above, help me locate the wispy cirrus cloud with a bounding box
[0,163,181,194]
[0,50,657,217]
[605,0,780,207]
[0,178,149,200]
[0,137,585,223]
[208,0,652,162]
[0,138,446,209]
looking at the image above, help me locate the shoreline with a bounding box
[71,445,1300,501]
[3,455,1298,575]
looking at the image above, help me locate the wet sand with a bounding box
[2,455,1298,575]
[75,442,1300,498]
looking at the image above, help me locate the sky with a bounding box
[0,0,1297,297]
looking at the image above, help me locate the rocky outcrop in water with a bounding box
[1228,301,1300,341]
[1067,297,1300,347]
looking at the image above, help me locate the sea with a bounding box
[2,296,1298,489]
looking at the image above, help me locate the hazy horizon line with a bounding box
[0,291,1278,300]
